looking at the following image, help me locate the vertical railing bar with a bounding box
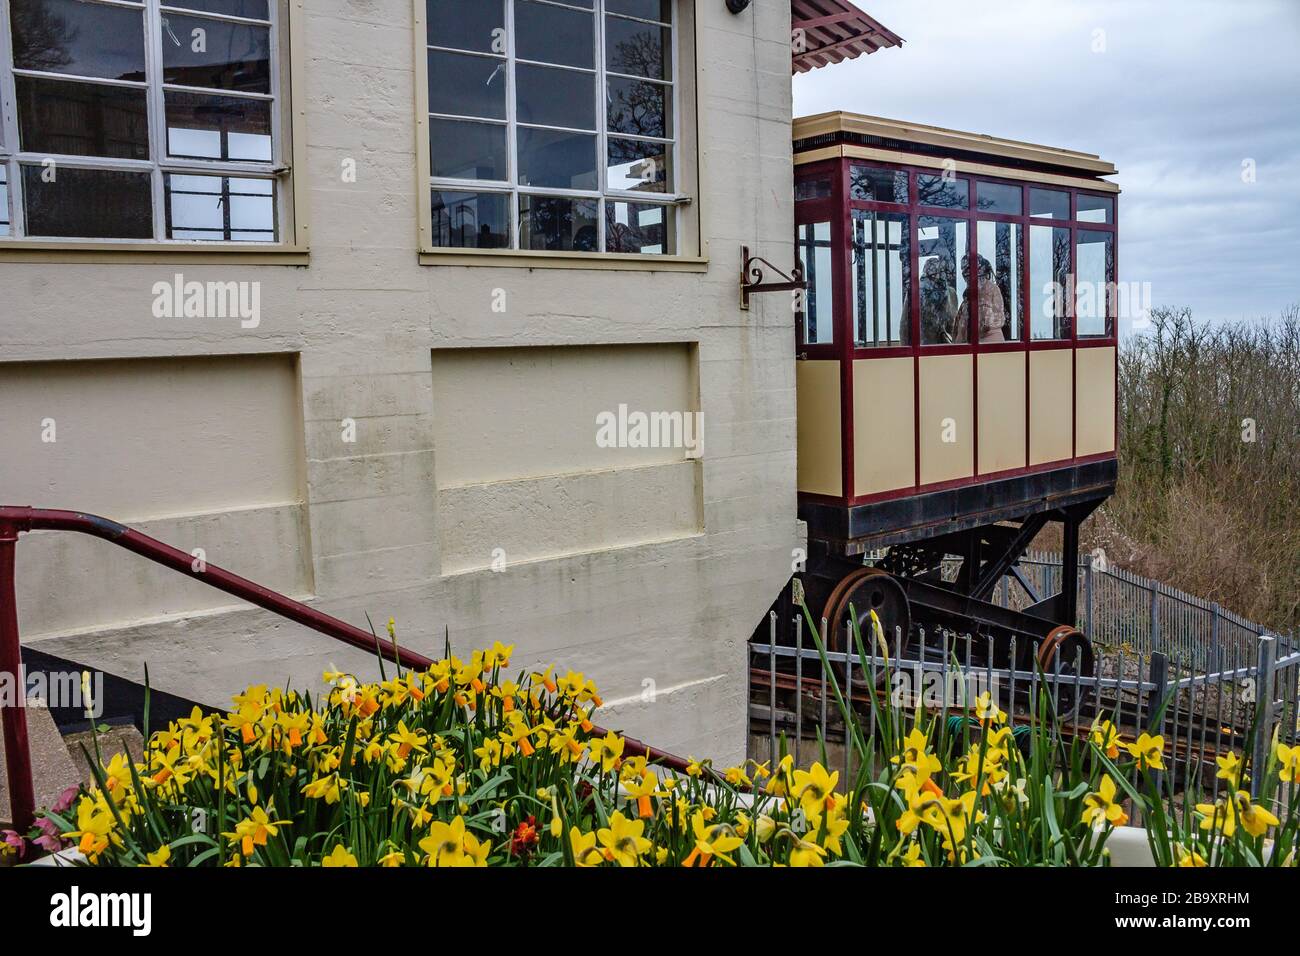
[768,611,777,767]
[795,614,804,768]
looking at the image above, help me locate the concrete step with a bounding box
[63,724,146,785]
[0,702,82,830]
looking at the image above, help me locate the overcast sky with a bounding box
[793,0,1300,332]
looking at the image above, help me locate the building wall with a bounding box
[0,0,799,764]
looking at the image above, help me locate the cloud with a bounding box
[794,0,1300,324]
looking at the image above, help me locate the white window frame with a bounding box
[416,0,698,262]
[0,0,299,247]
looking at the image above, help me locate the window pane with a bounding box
[426,0,504,55]
[916,174,968,210]
[165,90,272,161]
[1077,193,1114,224]
[852,211,910,347]
[606,0,671,22]
[605,15,670,80]
[515,64,595,130]
[797,220,834,344]
[165,173,276,242]
[1029,187,1069,220]
[517,128,597,190]
[976,221,1020,343]
[607,76,669,138]
[519,194,598,251]
[0,168,10,236]
[607,138,669,193]
[1076,229,1113,337]
[850,164,907,204]
[10,0,146,81]
[515,0,594,68]
[22,165,152,239]
[976,181,1022,215]
[428,50,506,120]
[161,14,271,94]
[1030,224,1071,339]
[429,118,508,181]
[431,190,510,248]
[795,176,831,201]
[606,200,671,254]
[16,76,149,160]
[164,1,270,18]
[918,216,968,344]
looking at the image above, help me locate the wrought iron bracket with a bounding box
[740,245,805,311]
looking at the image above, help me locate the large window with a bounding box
[1075,229,1114,337]
[0,0,289,243]
[1030,224,1071,340]
[918,215,967,345]
[423,0,683,255]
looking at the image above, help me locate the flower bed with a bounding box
[5,620,1298,867]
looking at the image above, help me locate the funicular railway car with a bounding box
[778,112,1120,689]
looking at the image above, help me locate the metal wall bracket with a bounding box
[740,245,805,311]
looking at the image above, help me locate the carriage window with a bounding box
[1029,187,1070,220]
[1077,193,1114,224]
[976,181,1022,215]
[850,164,907,204]
[1076,229,1113,337]
[918,216,967,345]
[851,210,909,347]
[796,176,832,200]
[917,173,968,210]
[798,220,835,345]
[1030,224,1071,339]
[976,220,1021,343]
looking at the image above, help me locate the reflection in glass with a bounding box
[850,164,907,204]
[606,76,669,138]
[166,174,276,241]
[165,90,272,161]
[976,181,1022,215]
[1030,224,1071,339]
[429,118,508,181]
[431,190,510,248]
[515,64,596,130]
[977,220,1021,342]
[606,200,671,254]
[918,216,968,344]
[605,15,670,80]
[1029,187,1069,219]
[606,0,671,21]
[428,50,506,120]
[519,195,598,251]
[852,210,910,347]
[517,128,597,190]
[23,165,152,238]
[1076,229,1113,337]
[10,0,146,81]
[1077,193,1114,224]
[16,77,149,159]
[797,220,834,345]
[917,174,968,210]
[515,0,594,68]
[607,139,669,192]
[161,14,271,94]
[426,0,504,54]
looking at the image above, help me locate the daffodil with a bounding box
[1082,775,1129,831]
[141,845,171,867]
[682,812,743,866]
[792,762,839,816]
[570,827,603,867]
[589,731,625,774]
[419,815,491,867]
[1127,733,1165,772]
[1089,718,1122,759]
[597,811,651,867]
[225,806,287,857]
[1276,743,1300,783]
[321,845,358,867]
[1216,751,1244,784]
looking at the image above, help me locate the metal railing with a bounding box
[0,506,692,835]
[749,612,1300,808]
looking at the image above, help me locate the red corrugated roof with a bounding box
[791,0,903,74]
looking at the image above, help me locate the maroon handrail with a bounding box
[0,505,690,835]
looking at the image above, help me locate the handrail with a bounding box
[0,505,690,834]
